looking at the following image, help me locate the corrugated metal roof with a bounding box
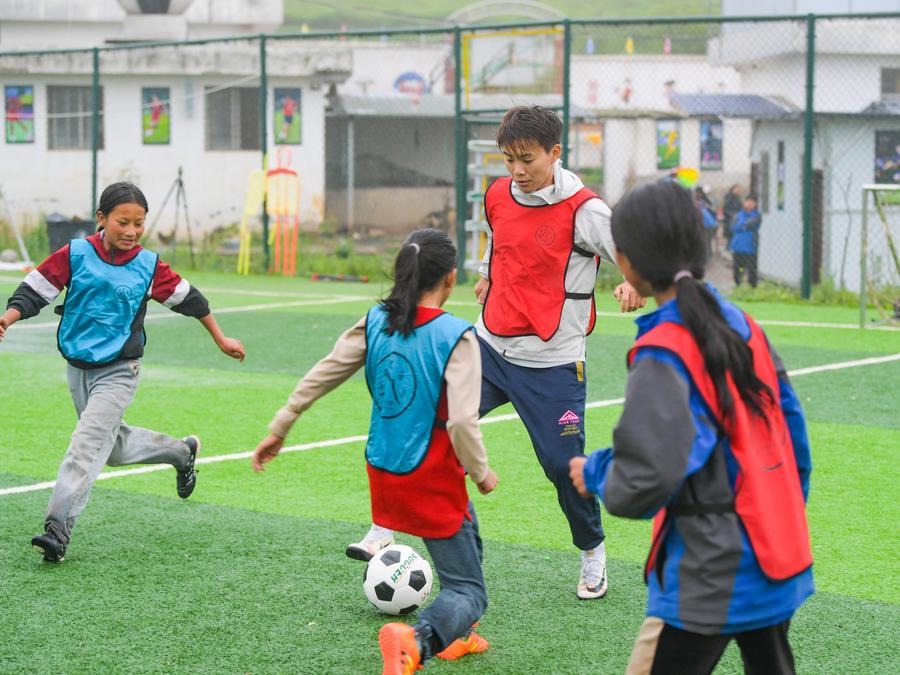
[669,93,799,118]
[860,100,900,116]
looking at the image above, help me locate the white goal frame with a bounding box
[859,183,900,328]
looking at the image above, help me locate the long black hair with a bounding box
[96,182,149,230]
[380,228,457,337]
[611,180,772,419]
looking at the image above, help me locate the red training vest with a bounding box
[367,308,470,539]
[631,317,813,582]
[482,177,600,341]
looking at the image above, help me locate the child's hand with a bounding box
[476,469,498,495]
[474,277,490,305]
[0,309,20,342]
[218,336,246,362]
[252,434,285,473]
[613,281,645,313]
[569,457,592,498]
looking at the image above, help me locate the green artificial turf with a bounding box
[1,271,898,673]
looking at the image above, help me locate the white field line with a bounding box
[2,353,897,497]
[11,295,371,330]
[2,279,896,332]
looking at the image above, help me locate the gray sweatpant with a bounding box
[44,359,191,544]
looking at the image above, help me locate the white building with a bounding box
[710,5,900,291]
[0,0,349,239]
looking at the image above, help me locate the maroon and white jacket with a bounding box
[6,232,210,365]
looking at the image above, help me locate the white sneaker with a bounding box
[345,524,394,562]
[577,542,608,599]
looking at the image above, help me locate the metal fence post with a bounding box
[859,188,868,328]
[91,47,100,217]
[801,13,816,298]
[454,26,467,282]
[561,19,571,166]
[259,34,269,272]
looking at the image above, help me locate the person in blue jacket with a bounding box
[729,194,762,287]
[570,180,814,674]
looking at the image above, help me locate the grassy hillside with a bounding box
[283,0,721,30]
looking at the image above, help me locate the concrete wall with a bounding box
[750,117,900,292]
[737,53,900,113]
[819,117,900,292]
[336,42,451,97]
[601,117,753,205]
[326,187,454,233]
[570,54,742,112]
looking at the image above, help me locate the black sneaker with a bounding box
[176,435,201,499]
[32,531,66,562]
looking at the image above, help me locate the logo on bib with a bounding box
[535,225,556,246]
[373,352,417,419]
[114,285,134,302]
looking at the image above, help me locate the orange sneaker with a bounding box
[435,630,490,661]
[378,623,422,675]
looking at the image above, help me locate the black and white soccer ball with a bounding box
[363,544,433,615]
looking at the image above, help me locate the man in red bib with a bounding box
[477,105,644,599]
[350,106,643,599]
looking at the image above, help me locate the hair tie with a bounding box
[408,242,420,254]
[673,270,693,283]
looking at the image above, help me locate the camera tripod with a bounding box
[146,166,195,267]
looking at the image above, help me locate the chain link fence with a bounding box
[1,13,898,299]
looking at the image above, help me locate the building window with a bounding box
[881,68,900,99]
[205,86,260,150]
[760,151,770,214]
[48,85,103,150]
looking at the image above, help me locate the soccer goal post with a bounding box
[859,184,900,328]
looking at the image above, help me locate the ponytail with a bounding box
[611,181,772,419]
[380,229,457,337]
[673,274,772,419]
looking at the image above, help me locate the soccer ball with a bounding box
[363,544,433,615]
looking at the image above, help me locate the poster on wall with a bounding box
[5,85,35,143]
[874,130,900,184]
[274,88,301,145]
[142,87,170,144]
[656,120,680,170]
[699,119,722,170]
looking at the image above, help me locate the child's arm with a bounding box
[445,330,497,494]
[571,352,695,517]
[474,241,491,305]
[253,317,368,471]
[770,345,812,500]
[147,261,245,360]
[198,313,246,361]
[2,247,71,334]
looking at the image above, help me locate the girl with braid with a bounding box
[570,181,814,674]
